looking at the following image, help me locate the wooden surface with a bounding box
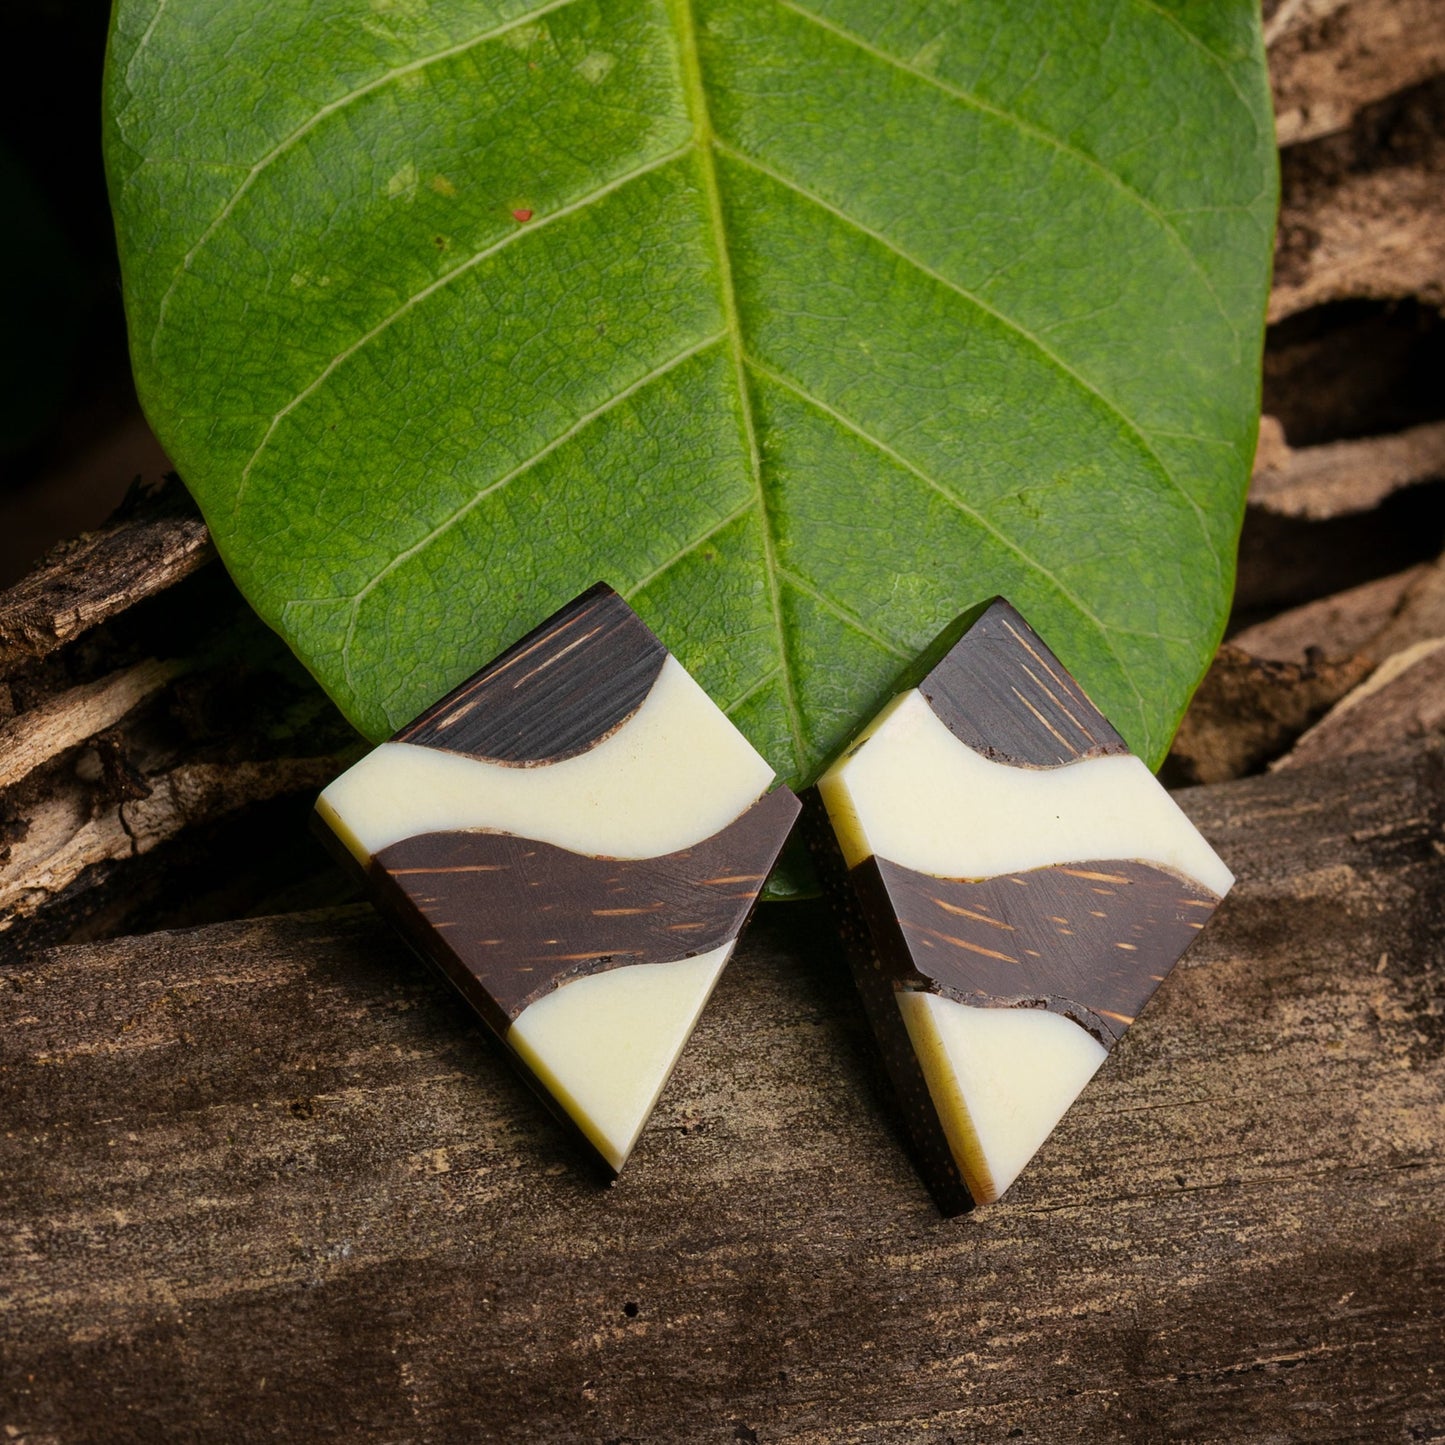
[0,481,358,948]
[2,741,1443,1443]
[0,483,211,674]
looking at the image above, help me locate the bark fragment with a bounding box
[1278,638,1445,767]
[1167,643,1372,785]
[1269,0,1445,146]
[0,479,211,675]
[1272,74,1445,322]
[1250,418,1445,520]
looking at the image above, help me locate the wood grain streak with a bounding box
[1,741,1442,1442]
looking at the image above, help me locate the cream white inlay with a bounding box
[507,944,733,1173]
[817,689,1233,896]
[897,991,1108,1204]
[317,657,775,863]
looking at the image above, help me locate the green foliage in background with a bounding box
[104,0,1276,784]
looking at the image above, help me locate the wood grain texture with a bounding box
[0,484,359,948]
[867,856,1219,1046]
[394,585,667,766]
[1268,0,1445,147]
[919,599,1129,770]
[0,481,211,675]
[1271,69,1445,322]
[371,787,800,1028]
[1281,640,1445,770]
[0,658,183,791]
[2,741,1443,1443]
[1249,419,1445,522]
[1166,643,1373,785]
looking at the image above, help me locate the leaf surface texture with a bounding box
[105,0,1277,779]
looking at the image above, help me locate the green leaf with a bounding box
[104,0,1276,783]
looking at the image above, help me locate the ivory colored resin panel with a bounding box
[809,597,1233,1213]
[317,660,775,865]
[509,945,734,1172]
[316,585,800,1177]
[897,991,1108,1204]
[817,691,1233,896]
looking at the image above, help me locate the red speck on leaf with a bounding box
[512,209,533,223]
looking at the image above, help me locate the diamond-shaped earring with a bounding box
[804,597,1233,1213]
[316,584,800,1176]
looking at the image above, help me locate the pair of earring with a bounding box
[315,584,1231,1215]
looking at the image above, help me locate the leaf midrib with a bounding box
[666,0,808,773]
[144,0,1247,761]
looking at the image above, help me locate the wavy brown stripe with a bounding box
[370,787,800,1026]
[395,583,667,766]
[919,597,1129,769]
[858,856,1221,1046]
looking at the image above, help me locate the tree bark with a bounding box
[2,739,1441,1443]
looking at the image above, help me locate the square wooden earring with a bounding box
[804,597,1233,1214]
[315,584,800,1176]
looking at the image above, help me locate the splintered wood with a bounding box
[0,485,210,673]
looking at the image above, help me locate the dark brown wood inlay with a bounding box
[394,583,667,765]
[919,597,1128,768]
[370,787,800,1027]
[800,790,976,1217]
[864,856,1221,1045]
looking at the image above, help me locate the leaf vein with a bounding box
[233,141,694,515]
[722,665,782,718]
[770,0,1239,352]
[147,0,586,354]
[774,568,910,660]
[1130,0,1258,126]
[745,357,1150,723]
[717,140,1222,586]
[340,331,727,692]
[125,0,171,84]
[622,498,756,601]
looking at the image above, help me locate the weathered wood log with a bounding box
[1171,539,1445,784]
[1250,417,1445,521]
[2,739,1441,1442]
[1272,70,1445,322]
[0,482,360,946]
[1165,642,1372,784]
[0,753,347,928]
[0,657,184,790]
[1369,555,1445,660]
[1281,638,1445,768]
[1230,563,1430,663]
[1232,487,1444,620]
[0,479,211,676]
[1268,0,1445,146]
